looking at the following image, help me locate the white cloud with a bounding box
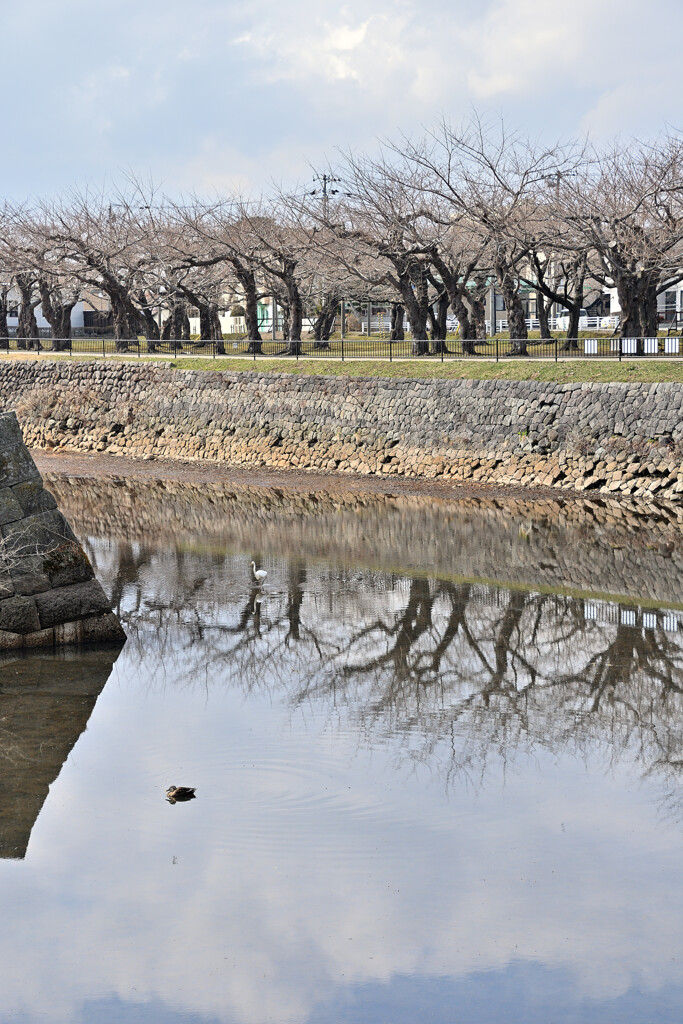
[0,640,680,1024]
[2,0,683,197]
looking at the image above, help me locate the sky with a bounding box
[2,0,683,200]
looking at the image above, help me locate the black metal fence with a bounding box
[2,335,682,360]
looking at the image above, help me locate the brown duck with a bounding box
[166,785,197,804]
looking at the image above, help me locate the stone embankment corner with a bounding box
[0,411,125,649]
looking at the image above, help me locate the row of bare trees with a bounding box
[2,117,683,355]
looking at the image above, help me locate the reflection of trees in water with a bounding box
[85,538,683,814]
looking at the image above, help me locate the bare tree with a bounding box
[34,188,160,350]
[562,134,683,343]
[168,201,268,351]
[394,115,581,353]
[297,153,442,354]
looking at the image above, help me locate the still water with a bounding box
[1,476,682,1024]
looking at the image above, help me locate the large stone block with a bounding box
[39,538,93,588]
[54,612,126,645]
[1,508,78,558]
[34,579,112,629]
[0,411,126,648]
[11,480,57,517]
[0,596,41,635]
[0,445,41,489]
[0,488,25,526]
[0,630,23,650]
[0,413,24,453]
[9,557,51,597]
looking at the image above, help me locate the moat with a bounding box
[0,471,681,1024]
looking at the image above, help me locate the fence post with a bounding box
[253,342,256,362]
[441,341,444,363]
[496,337,499,362]
[102,337,106,359]
[555,336,558,362]
[619,337,622,362]
[69,338,73,358]
[389,338,392,362]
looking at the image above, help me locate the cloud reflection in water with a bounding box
[1,488,681,1024]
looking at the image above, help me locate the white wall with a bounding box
[7,301,85,332]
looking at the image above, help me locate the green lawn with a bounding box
[3,352,683,383]
[164,357,683,383]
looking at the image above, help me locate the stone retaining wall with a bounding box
[0,411,125,649]
[2,360,683,501]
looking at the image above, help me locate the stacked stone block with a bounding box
[0,411,125,649]
[1,360,683,501]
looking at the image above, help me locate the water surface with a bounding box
[0,479,681,1023]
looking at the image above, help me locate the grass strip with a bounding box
[3,352,683,383]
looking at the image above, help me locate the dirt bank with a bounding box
[32,449,598,504]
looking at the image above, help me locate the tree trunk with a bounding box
[428,252,474,346]
[280,264,303,355]
[525,252,586,352]
[137,290,160,348]
[279,300,291,344]
[390,303,404,340]
[198,305,212,343]
[38,279,73,351]
[16,276,41,350]
[161,298,190,347]
[497,263,527,355]
[52,302,76,350]
[111,298,132,351]
[243,277,262,348]
[0,288,8,345]
[429,292,449,354]
[287,274,303,341]
[398,263,429,354]
[561,307,580,350]
[228,259,262,350]
[181,307,192,344]
[615,275,641,339]
[451,292,477,354]
[209,304,224,352]
[466,276,488,341]
[537,290,551,340]
[312,292,339,347]
[639,281,658,338]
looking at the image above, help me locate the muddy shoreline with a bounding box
[30,449,624,505]
[37,448,683,609]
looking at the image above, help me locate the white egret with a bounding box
[251,561,268,585]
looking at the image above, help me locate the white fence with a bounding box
[359,314,622,336]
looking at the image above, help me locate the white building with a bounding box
[609,284,683,324]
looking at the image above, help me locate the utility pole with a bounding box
[312,173,342,324]
[315,172,341,221]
